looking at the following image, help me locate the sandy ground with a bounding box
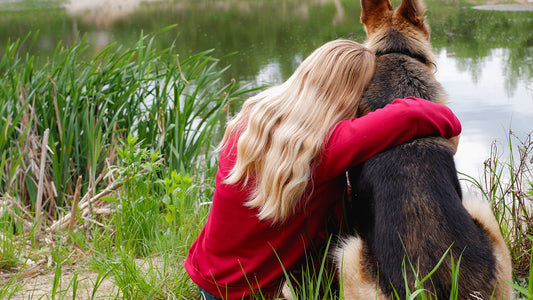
[16,272,118,299]
[2,256,174,299]
[3,266,119,299]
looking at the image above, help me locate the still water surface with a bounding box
[1,0,532,186]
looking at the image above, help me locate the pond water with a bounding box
[1,0,532,187]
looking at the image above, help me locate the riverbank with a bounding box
[63,0,163,28]
[473,3,533,10]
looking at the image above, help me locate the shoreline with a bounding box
[473,3,533,10]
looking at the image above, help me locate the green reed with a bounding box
[0,26,251,298]
[0,25,249,224]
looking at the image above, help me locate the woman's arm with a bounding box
[316,97,461,180]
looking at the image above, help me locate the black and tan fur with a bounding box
[334,0,512,298]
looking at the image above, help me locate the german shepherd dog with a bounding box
[334,0,512,298]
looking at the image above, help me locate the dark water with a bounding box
[1,0,532,184]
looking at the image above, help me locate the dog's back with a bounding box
[336,0,512,298]
[349,137,498,298]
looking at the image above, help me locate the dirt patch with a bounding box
[4,266,118,299]
[2,256,177,299]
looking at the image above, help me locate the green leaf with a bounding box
[100,196,118,203]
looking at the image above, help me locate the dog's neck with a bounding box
[365,30,437,68]
[374,48,432,66]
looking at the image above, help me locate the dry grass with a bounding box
[481,132,533,276]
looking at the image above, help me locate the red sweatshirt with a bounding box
[185,97,461,299]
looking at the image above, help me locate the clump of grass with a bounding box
[0,220,19,271]
[281,238,339,300]
[462,130,533,297]
[509,235,533,299]
[470,131,533,275]
[87,135,207,298]
[103,135,164,257]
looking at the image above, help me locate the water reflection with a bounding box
[65,0,148,28]
[63,0,346,27]
[438,48,533,180]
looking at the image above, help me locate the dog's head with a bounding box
[360,0,436,67]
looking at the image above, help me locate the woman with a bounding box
[185,39,461,299]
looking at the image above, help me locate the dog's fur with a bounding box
[334,0,513,298]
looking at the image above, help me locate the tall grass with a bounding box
[460,131,533,299]
[0,27,252,298]
[0,25,250,229]
[462,132,533,276]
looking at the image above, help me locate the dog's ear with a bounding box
[360,0,393,25]
[397,0,427,26]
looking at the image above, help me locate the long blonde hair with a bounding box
[220,39,376,223]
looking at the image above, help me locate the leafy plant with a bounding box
[102,135,164,257]
[162,171,194,227]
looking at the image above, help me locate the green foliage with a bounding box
[87,135,205,298]
[0,273,22,299]
[394,247,461,300]
[0,25,249,297]
[0,204,28,282]
[279,239,339,300]
[162,171,193,226]
[461,132,533,298]
[0,25,249,212]
[284,254,338,299]
[105,135,164,257]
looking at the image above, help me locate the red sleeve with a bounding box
[315,97,461,181]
